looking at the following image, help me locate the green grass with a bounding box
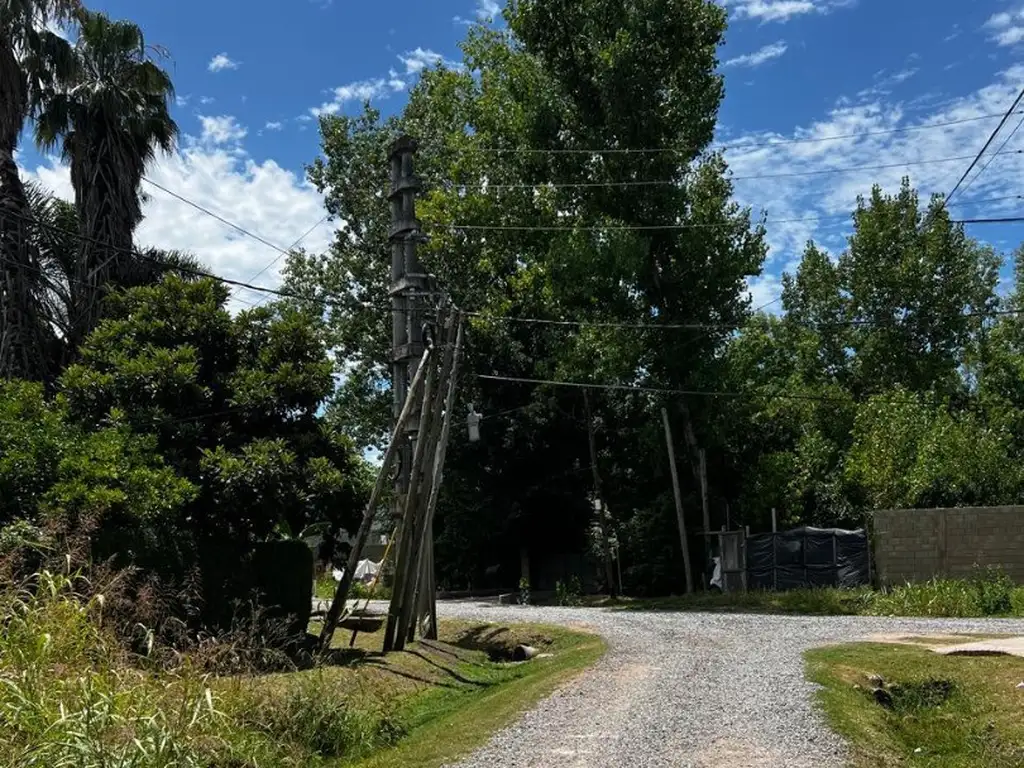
[806,642,1024,767]
[0,570,602,767]
[617,571,1024,618]
[346,622,605,768]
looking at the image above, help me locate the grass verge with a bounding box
[615,570,1024,618]
[806,642,1024,767]
[1,571,603,767]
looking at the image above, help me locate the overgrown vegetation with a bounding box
[625,569,1024,618]
[0,567,602,767]
[807,642,1024,766]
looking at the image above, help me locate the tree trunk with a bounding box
[0,40,48,381]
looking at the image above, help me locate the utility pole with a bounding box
[661,407,694,594]
[584,389,617,597]
[382,136,429,653]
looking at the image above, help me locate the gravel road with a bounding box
[437,603,1024,768]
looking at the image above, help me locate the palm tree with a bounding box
[34,9,178,353]
[22,182,205,361]
[0,0,78,380]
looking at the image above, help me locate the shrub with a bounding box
[518,577,531,606]
[555,575,583,606]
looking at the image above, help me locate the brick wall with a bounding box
[872,506,1024,585]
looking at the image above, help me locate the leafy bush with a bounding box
[555,576,583,606]
[518,577,531,606]
[870,567,1019,618]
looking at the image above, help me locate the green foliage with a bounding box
[59,275,367,550]
[0,379,196,559]
[846,392,1020,510]
[232,673,403,759]
[635,570,1024,619]
[518,577,531,606]
[286,0,766,592]
[555,576,582,607]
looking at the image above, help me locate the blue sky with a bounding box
[21,0,1024,309]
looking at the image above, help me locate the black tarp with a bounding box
[743,526,869,590]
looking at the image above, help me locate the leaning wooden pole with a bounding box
[662,407,694,594]
[317,346,433,652]
[400,315,463,644]
[399,313,457,645]
[417,317,464,640]
[383,339,438,653]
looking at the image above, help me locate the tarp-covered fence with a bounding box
[745,526,870,590]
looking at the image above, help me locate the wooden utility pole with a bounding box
[584,389,617,597]
[317,347,432,651]
[661,407,693,594]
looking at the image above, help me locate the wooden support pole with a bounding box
[383,341,438,653]
[661,407,694,594]
[413,318,464,641]
[584,389,617,597]
[317,347,433,652]
[397,311,457,647]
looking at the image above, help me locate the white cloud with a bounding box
[985,8,1024,47]
[264,121,284,131]
[399,48,458,75]
[198,115,247,145]
[476,0,501,20]
[208,53,240,73]
[309,75,409,117]
[25,133,330,314]
[717,63,1024,272]
[175,94,191,108]
[199,96,215,105]
[724,41,788,68]
[725,0,852,23]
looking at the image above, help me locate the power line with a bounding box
[467,302,1024,333]
[942,87,1024,210]
[2,207,387,315]
[956,216,1024,225]
[458,111,1017,156]
[141,176,301,261]
[441,193,1024,234]
[476,373,959,408]
[435,151,1024,194]
[242,214,331,306]
[957,112,1024,199]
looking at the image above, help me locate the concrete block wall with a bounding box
[872,506,1024,585]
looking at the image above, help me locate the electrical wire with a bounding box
[476,373,961,408]
[942,87,1024,210]
[956,112,1024,199]
[1,207,391,315]
[458,111,1019,156]
[141,177,298,260]
[435,150,1024,193]
[241,214,331,306]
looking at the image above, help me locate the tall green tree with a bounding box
[286,0,767,589]
[0,0,77,380]
[725,180,1004,528]
[34,9,178,355]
